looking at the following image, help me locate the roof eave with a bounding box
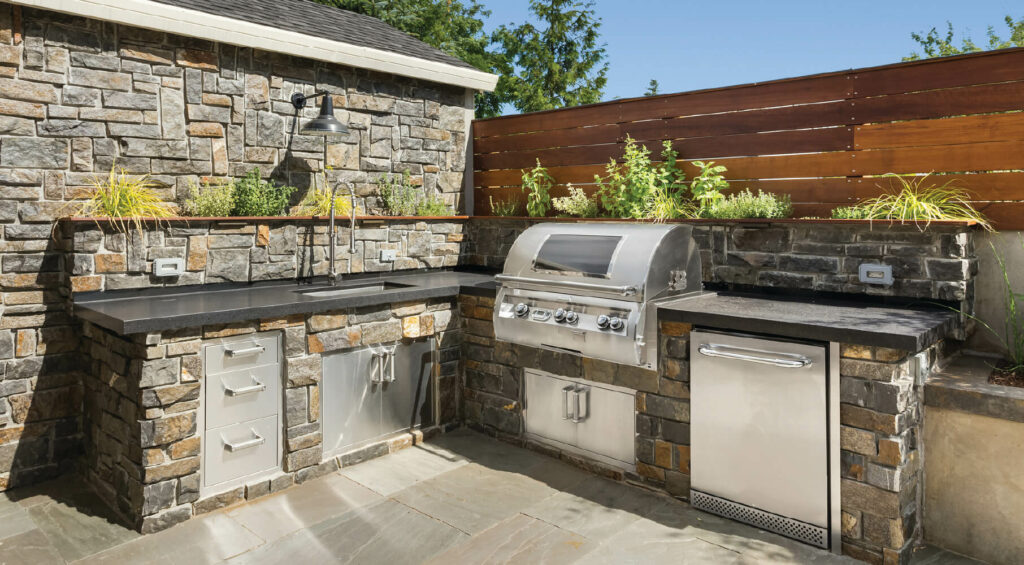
[12,0,499,91]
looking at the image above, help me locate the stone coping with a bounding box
[925,355,1024,423]
[465,216,980,227]
[63,215,470,222]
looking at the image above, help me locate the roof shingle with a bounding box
[151,0,479,72]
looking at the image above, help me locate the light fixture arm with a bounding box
[291,90,330,110]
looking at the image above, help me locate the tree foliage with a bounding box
[644,79,659,96]
[904,15,1024,61]
[490,0,608,114]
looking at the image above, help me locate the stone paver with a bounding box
[0,428,987,565]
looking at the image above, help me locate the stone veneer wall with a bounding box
[459,292,947,565]
[0,1,472,489]
[66,219,465,291]
[463,218,977,313]
[80,299,459,532]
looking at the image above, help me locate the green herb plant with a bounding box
[552,184,598,217]
[231,168,296,217]
[416,191,452,216]
[379,171,420,216]
[830,205,873,220]
[292,167,353,217]
[594,136,689,220]
[690,161,730,216]
[73,165,173,233]
[705,189,792,219]
[183,178,235,217]
[489,195,521,216]
[829,173,990,230]
[521,159,554,217]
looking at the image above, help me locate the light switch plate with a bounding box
[380,249,397,261]
[153,257,184,277]
[858,263,893,285]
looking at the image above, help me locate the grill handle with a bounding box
[697,343,812,368]
[495,274,638,297]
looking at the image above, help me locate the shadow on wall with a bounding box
[970,231,1024,356]
[3,226,84,489]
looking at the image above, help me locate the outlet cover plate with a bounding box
[380,249,397,262]
[153,257,184,277]
[858,263,893,285]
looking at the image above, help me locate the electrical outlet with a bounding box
[153,258,184,277]
[858,263,893,285]
[380,249,397,262]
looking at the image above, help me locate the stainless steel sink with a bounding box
[297,282,413,298]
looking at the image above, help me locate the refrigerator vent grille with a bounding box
[691,490,828,548]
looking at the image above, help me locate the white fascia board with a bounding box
[11,0,499,91]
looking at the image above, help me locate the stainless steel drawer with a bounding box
[205,334,279,375]
[204,364,280,430]
[203,415,279,487]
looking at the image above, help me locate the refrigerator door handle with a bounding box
[697,343,813,368]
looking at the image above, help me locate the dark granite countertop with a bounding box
[74,269,497,335]
[659,291,958,351]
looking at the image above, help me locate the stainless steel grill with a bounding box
[493,223,701,368]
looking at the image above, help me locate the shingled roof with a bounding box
[152,0,478,71]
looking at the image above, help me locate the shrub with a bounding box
[521,159,554,217]
[831,173,990,230]
[378,172,452,217]
[231,168,296,216]
[182,178,235,217]
[415,191,452,216]
[689,160,730,214]
[489,195,521,216]
[704,189,792,219]
[552,185,598,217]
[594,136,688,219]
[73,165,172,232]
[830,205,872,220]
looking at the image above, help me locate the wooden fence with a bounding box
[470,48,1024,228]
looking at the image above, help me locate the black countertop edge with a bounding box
[658,292,957,351]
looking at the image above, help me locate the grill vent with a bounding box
[691,490,828,548]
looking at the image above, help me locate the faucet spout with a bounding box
[327,182,340,286]
[327,181,356,286]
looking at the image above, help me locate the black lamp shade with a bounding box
[300,95,348,137]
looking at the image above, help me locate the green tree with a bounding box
[314,0,503,115]
[644,79,659,96]
[491,0,608,113]
[904,15,1024,61]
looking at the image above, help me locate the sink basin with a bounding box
[297,281,413,298]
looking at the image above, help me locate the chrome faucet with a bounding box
[327,182,357,286]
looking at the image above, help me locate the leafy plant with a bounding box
[833,173,990,230]
[415,191,452,216]
[689,161,730,215]
[489,195,521,216]
[379,171,420,216]
[293,187,352,217]
[594,136,689,220]
[521,159,554,217]
[73,165,172,232]
[182,178,235,217]
[704,189,792,219]
[231,168,296,217]
[904,16,1024,61]
[552,185,598,217]
[830,205,873,220]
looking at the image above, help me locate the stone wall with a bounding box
[458,291,944,565]
[66,219,465,291]
[463,218,976,311]
[80,298,460,532]
[0,2,472,489]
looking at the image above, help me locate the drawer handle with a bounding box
[697,343,812,368]
[225,342,265,357]
[224,375,266,397]
[223,429,265,452]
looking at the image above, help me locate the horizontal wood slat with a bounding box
[472,48,1024,224]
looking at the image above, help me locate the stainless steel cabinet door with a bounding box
[691,330,828,527]
[524,369,577,446]
[381,338,433,436]
[575,384,636,465]
[322,346,381,457]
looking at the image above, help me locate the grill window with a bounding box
[533,235,621,277]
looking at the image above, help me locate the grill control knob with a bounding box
[514,303,529,317]
[596,314,610,329]
[565,311,579,325]
[553,308,566,322]
[608,317,625,331]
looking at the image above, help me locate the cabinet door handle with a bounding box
[223,429,265,452]
[225,342,265,357]
[224,374,266,397]
[562,385,575,420]
[370,352,384,384]
[572,387,589,423]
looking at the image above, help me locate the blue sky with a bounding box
[483,1,1021,101]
